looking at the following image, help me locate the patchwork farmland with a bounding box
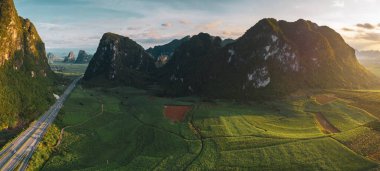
[27,86,380,170]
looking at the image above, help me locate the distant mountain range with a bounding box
[63,51,76,63]
[356,50,380,60]
[75,50,93,64]
[47,52,62,63]
[48,50,93,64]
[83,18,379,99]
[146,36,191,60]
[0,0,56,129]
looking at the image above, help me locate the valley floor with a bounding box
[28,86,380,170]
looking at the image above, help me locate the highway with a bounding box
[0,77,81,171]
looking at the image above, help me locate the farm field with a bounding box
[50,62,88,76]
[27,86,380,170]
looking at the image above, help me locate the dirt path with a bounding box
[55,104,104,147]
[183,105,204,170]
[315,113,340,134]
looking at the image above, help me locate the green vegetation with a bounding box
[50,62,88,76]
[0,67,54,130]
[334,123,380,163]
[27,124,60,171]
[328,89,380,119]
[190,137,373,170]
[305,99,376,131]
[0,0,59,145]
[30,86,380,170]
[41,87,200,170]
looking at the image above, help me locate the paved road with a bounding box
[0,77,81,171]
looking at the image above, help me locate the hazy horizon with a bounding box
[14,0,380,52]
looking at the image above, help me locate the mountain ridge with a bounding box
[84,18,379,99]
[75,50,92,64]
[146,36,191,59]
[83,32,156,87]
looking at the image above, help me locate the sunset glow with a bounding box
[14,0,380,53]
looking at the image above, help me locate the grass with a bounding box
[38,87,200,170]
[192,100,323,139]
[189,137,376,170]
[50,62,88,76]
[28,86,380,170]
[333,121,380,162]
[305,99,376,131]
[327,89,380,119]
[26,124,60,171]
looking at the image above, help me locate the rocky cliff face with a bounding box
[201,19,378,98]
[157,19,378,98]
[221,38,235,47]
[83,33,156,87]
[85,19,379,99]
[157,33,223,96]
[75,50,92,64]
[63,51,75,63]
[0,0,55,129]
[0,0,50,73]
[146,36,190,68]
[47,52,55,63]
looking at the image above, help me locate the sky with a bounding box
[14,0,380,55]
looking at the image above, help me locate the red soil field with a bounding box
[164,105,192,122]
[315,94,337,105]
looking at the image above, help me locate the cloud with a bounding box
[78,36,101,41]
[137,30,161,39]
[198,20,223,30]
[356,32,380,42]
[342,27,354,32]
[356,23,375,29]
[178,19,191,25]
[15,0,380,51]
[37,22,70,31]
[127,27,141,31]
[221,30,242,38]
[332,0,345,7]
[161,23,173,28]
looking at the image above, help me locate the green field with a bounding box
[50,62,88,76]
[27,86,380,170]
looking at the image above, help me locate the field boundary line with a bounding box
[329,136,380,167]
[220,136,331,153]
[346,104,379,121]
[55,96,104,148]
[183,104,204,170]
[127,106,198,141]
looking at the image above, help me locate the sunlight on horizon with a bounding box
[13,0,380,53]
